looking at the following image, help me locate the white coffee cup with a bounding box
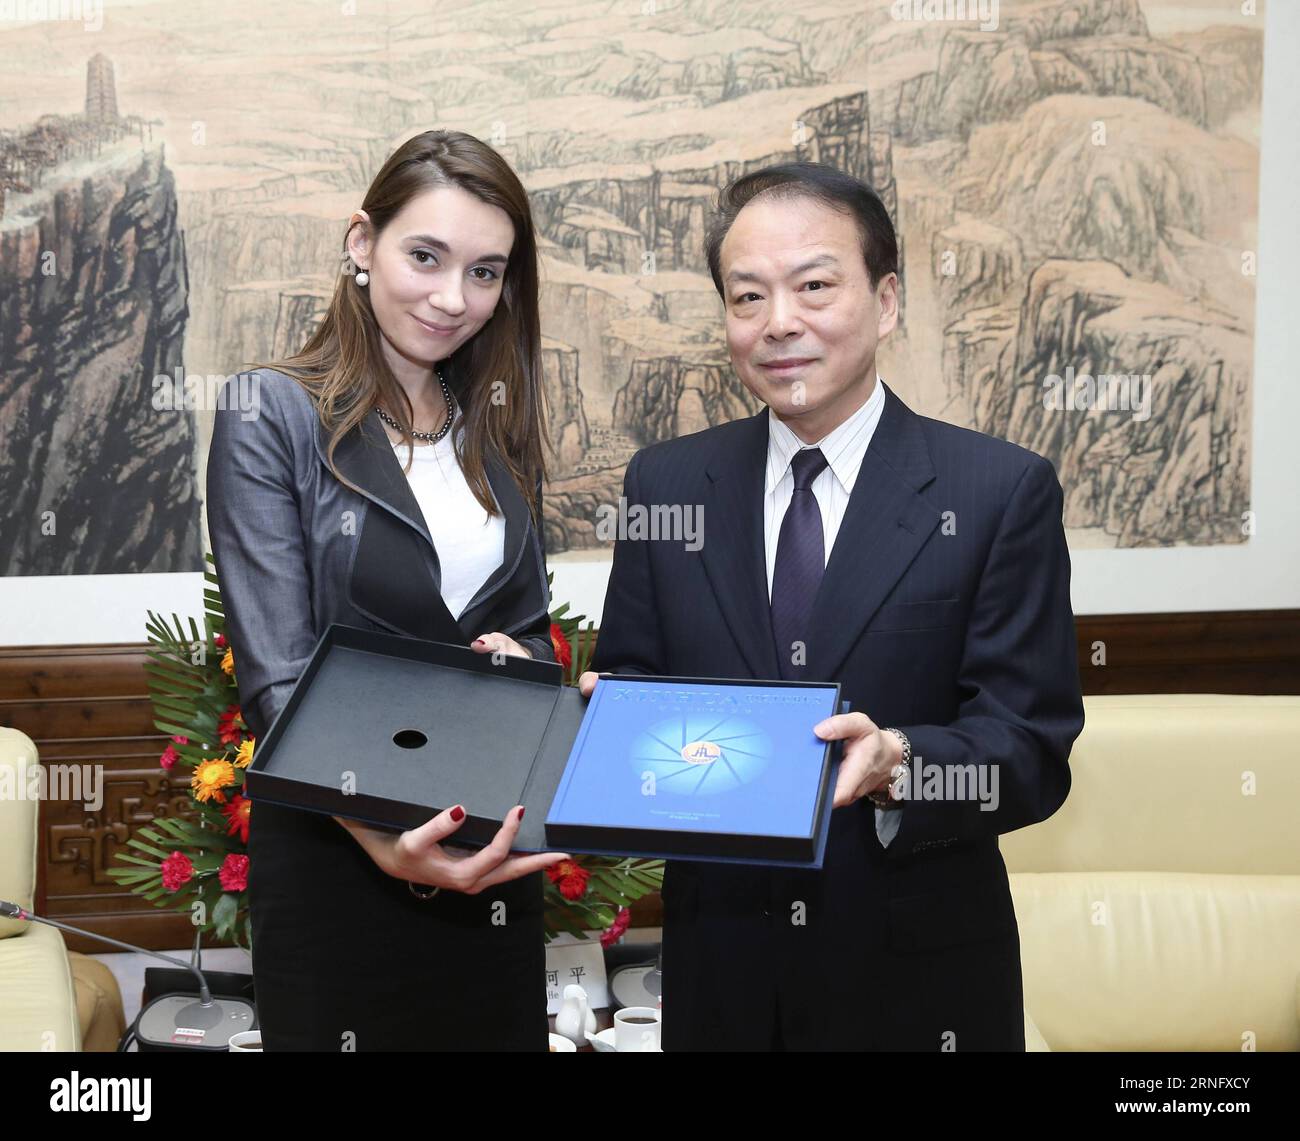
[613,1006,661,1052]
[228,1030,263,1052]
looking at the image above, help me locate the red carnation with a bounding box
[161,851,194,892]
[223,794,252,844]
[600,907,631,949]
[550,623,572,670]
[215,633,228,649]
[159,734,189,771]
[545,858,590,901]
[219,853,250,892]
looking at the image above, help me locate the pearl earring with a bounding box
[355,269,370,286]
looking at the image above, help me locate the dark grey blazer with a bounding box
[205,366,554,743]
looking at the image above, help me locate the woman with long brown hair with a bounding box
[206,129,567,1050]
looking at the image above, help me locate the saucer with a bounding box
[590,1027,662,1052]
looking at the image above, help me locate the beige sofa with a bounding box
[1003,694,1300,1051]
[1,726,126,1051]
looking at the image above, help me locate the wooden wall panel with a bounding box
[1,645,219,953]
[3,610,1297,951]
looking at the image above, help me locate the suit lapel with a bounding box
[700,412,781,679]
[315,404,531,642]
[806,384,941,679]
[320,405,439,572]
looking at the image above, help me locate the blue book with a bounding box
[545,676,842,866]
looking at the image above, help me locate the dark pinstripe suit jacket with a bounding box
[591,381,1084,1050]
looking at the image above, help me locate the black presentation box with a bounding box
[243,623,843,866]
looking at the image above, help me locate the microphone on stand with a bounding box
[0,899,257,1051]
[607,938,664,1011]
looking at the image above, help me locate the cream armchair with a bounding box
[1,727,126,1051]
[1003,695,1300,1051]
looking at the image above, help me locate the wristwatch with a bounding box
[868,728,911,810]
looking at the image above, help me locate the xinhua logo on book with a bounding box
[680,740,722,765]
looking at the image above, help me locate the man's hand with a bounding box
[814,712,904,808]
[578,670,601,697]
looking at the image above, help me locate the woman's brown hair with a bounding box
[252,129,547,517]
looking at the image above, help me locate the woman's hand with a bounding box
[470,631,530,659]
[333,805,570,895]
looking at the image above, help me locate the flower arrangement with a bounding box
[107,557,663,949]
[105,553,255,946]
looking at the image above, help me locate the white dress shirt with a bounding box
[762,376,901,847]
[394,428,505,620]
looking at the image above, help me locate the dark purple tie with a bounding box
[771,447,829,680]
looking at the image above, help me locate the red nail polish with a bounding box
[450,805,465,822]
[517,806,526,822]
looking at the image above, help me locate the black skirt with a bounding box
[247,800,548,1051]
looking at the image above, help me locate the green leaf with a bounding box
[105,872,154,889]
[126,837,175,860]
[147,816,190,837]
[111,852,161,869]
[212,893,238,939]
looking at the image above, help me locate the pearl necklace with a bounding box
[375,368,455,443]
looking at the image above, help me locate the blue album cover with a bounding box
[546,678,841,841]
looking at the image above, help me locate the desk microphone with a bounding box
[0,899,257,1051]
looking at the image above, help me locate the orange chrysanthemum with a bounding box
[220,647,235,676]
[191,758,236,804]
[234,737,256,768]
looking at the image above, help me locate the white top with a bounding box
[393,430,506,619]
[763,375,887,598]
[760,376,899,849]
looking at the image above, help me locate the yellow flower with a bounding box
[191,758,236,804]
[234,737,256,769]
[220,648,235,676]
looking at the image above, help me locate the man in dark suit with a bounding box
[581,162,1084,1051]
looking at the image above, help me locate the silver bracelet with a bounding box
[408,880,440,899]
